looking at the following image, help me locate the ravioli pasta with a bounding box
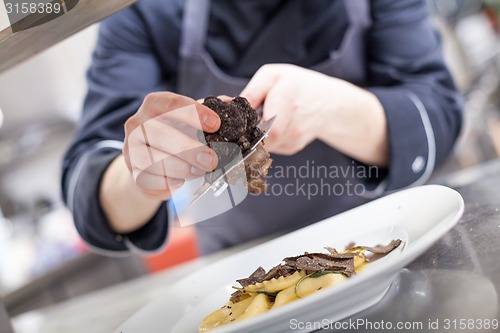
[199,239,401,332]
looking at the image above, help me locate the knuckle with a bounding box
[269,128,282,141]
[284,146,298,156]
[297,140,307,152]
[166,159,188,178]
[291,127,303,140]
[176,141,196,156]
[132,148,153,170]
[289,100,300,114]
[259,63,277,76]
[143,92,160,105]
[260,64,272,71]
[124,116,138,132]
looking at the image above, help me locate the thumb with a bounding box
[240,65,280,109]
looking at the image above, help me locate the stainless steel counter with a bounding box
[11,160,500,333]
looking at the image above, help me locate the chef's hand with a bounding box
[241,64,388,167]
[123,92,219,199]
[100,92,220,233]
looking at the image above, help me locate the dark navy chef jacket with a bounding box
[62,0,463,255]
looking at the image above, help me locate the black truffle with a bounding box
[202,96,271,194]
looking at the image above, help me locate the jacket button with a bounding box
[412,156,426,173]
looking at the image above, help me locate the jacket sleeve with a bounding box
[61,5,171,254]
[366,0,463,191]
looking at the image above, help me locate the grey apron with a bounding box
[177,0,375,254]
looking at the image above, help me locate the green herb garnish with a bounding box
[294,270,348,298]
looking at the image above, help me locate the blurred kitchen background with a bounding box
[1,0,500,327]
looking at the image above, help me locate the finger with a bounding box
[271,117,314,155]
[240,65,280,109]
[122,141,132,172]
[198,95,233,103]
[167,103,221,134]
[142,93,220,133]
[270,139,307,156]
[134,171,184,193]
[136,183,184,201]
[128,137,216,178]
[139,120,218,171]
[132,152,207,180]
[127,121,218,175]
[217,95,233,102]
[260,89,293,150]
[162,104,220,134]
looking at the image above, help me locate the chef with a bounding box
[62,0,463,255]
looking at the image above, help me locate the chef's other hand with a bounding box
[241,64,328,155]
[123,92,220,201]
[241,64,388,166]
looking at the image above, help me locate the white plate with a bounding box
[115,185,464,333]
